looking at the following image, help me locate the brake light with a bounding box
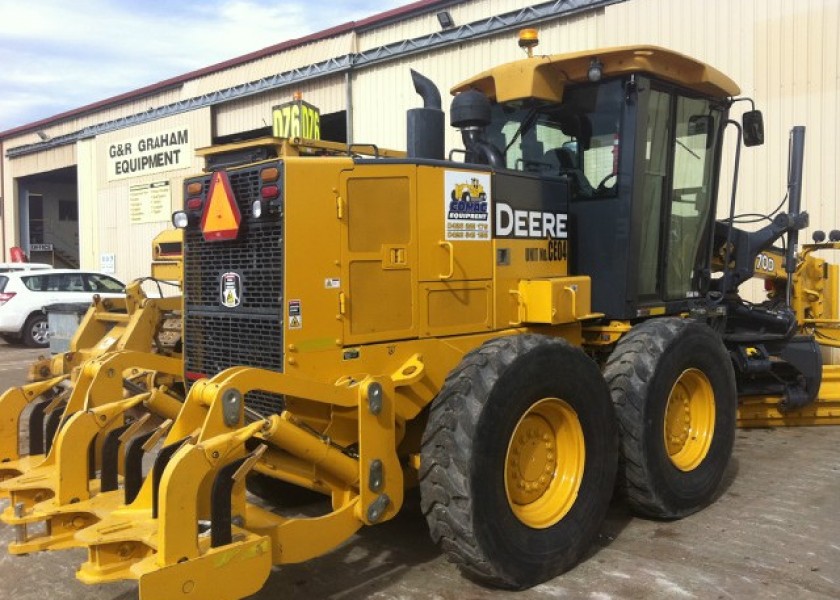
[0,292,16,305]
[261,185,280,200]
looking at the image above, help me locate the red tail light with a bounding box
[261,185,280,200]
[0,292,16,305]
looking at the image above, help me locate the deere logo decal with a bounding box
[220,272,242,308]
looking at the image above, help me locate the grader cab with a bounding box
[1,31,838,600]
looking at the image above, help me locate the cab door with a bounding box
[635,85,722,305]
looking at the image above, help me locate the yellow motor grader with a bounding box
[1,31,839,600]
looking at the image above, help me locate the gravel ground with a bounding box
[0,340,838,600]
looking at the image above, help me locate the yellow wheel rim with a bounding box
[504,398,585,529]
[663,368,715,472]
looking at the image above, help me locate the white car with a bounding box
[0,269,125,347]
[0,262,51,273]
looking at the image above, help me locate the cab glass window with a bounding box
[486,79,624,199]
[665,97,721,299]
[636,84,723,301]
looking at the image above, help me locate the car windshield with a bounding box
[484,78,625,199]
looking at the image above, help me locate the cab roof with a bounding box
[451,45,740,103]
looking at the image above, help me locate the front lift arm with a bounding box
[712,212,809,294]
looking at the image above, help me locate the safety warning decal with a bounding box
[220,272,242,308]
[288,299,302,330]
[444,171,491,242]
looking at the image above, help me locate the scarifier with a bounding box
[0,230,184,542]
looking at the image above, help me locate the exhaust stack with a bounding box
[407,70,444,160]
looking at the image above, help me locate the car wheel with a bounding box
[22,313,49,348]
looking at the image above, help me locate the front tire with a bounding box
[420,335,617,588]
[22,313,49,348]
[604,318,736,519]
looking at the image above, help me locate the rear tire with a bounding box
[22,313,49,348]
[420,335,617,588]
[603,318,736,519]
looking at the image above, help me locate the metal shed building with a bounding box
[0,0,838,286]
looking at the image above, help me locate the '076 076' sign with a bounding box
[272,100,320,140]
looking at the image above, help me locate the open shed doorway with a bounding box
[17,166,79,267]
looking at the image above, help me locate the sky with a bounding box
[0,0,409,132]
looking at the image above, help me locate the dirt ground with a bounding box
[0,340,838,599]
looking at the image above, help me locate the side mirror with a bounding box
[742,110,764,147]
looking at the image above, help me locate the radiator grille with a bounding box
[183,163,285,417]
[184,220,282,311]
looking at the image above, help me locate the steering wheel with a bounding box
[596,173,617,193]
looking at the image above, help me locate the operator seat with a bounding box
[551,147,595,198]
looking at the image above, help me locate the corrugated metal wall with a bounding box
[352,9,603,151]
[2,89,185,151]
[214,74,347,137]
[182,33,356,98]
[79,108,212,282]
[76,138,99,273]
[5,144,76,179]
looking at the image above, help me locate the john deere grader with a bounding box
[2,32,840,599]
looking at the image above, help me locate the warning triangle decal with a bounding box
[201,171,242,241]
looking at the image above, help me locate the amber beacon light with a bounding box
[518,28,539,57]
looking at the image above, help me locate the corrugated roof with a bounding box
[0,0,459,139]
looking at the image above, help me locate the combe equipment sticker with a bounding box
[444,171,491,241]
